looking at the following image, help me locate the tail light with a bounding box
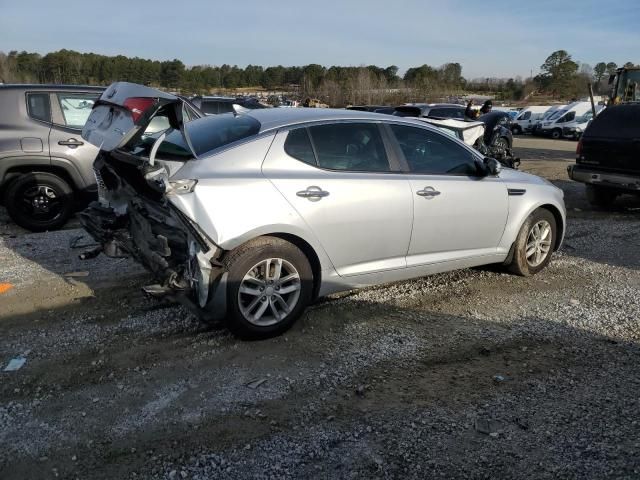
[576,138,583,157]
[123,97,155,123]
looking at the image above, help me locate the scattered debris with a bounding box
[474,418,503,435]
[4,357,26,372]
[245,378,268,389]
[64,271,90,278]
[79,246,102,260]
[355,385,365,397]
[0,282,13,295]
[569,298,580,306]
[69,235,98,250]
[493,375,506,383]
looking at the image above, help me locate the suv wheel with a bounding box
[585,184,618,208]
[224,236,313,339]
[507,209,556,276]
[3,172,74,232]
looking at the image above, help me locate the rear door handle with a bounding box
[58,138,84,148]
[416,186,441,198]
[296,186,330,200]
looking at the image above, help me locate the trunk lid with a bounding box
[82,82,195,155]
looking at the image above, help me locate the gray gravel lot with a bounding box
[0,137,639,479]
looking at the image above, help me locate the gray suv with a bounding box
[0,85,203,231]
[0,84,104,231]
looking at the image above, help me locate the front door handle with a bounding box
[416,186,441,198]
[58,138,84,148]
[296,186,330,200]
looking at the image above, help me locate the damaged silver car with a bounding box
[80,82,566,339]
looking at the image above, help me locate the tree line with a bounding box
[0,49,635,105]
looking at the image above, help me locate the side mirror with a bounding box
[484,157,502,176]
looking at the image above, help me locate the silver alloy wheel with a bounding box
[238,258,301,326]
[525,220,552,267]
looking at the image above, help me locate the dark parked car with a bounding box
[191,95,267,115]
[346,105,388,112]
[392,103,466,120]
[567,104,640,207]
[0,84,202,231]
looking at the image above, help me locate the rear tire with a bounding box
[3,172,74,232]
[507,208,557,276]
[224,236,313,339]
[585,184,618,208]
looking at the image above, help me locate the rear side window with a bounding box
[390,124,478,175]
[185,114,261,156]
[201,101,219,115]
[284,128,316,166]
[307,123,390,172]
[26,93,51,123]
[56,93,99,128]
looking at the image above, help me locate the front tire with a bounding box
[3,172,74,232]
[224,236,313,339]
[512,125,522,135]
[551,128,562,140]
[507,209,556,276]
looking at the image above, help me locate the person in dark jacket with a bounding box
[465,100,479,120]
[480,100,493,114]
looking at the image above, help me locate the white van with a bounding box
[561,107,605,140]
[539,102,594,139]
[511,106,550,134]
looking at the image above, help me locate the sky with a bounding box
[1,0,638,79]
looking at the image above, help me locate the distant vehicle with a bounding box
[79,82,565,339]
[609,66,640,104]
[0,84,104,231]
[373,107,395,115]
[346,105,388,112]
[561,111,599,140]
[191,95,267,115]
[393,103,466,120]
[568,104,640,207]
[538,102,596,139]
[532,105,567,135]
[511,106,550,134]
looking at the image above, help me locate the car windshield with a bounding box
[547,110,566,120]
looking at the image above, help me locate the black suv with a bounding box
[0,84,104,231]
[568,104,640,207]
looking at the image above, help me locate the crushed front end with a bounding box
[79,151,226,319]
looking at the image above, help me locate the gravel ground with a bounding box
[0,137,639,479]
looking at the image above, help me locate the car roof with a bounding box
[0,84,105,91]
[244,107,431,132]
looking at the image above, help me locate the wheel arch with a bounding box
[538,203,565,250]
[222,231,325,301]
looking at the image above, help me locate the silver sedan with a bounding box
[80,83,566,339]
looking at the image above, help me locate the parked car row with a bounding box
[512,101,605,140]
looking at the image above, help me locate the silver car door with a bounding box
[262,122,413,277]
[387,123,508,266]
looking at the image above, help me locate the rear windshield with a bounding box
[186,114,261,155]
[137,113,261,160]
[585,105,640,139]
